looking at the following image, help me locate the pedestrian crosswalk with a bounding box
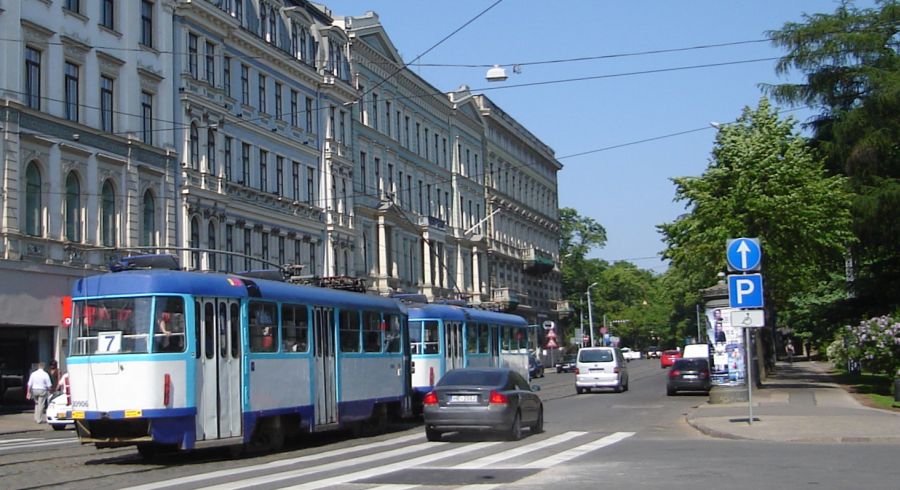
[0,436,79,454]
[132,430,635,490]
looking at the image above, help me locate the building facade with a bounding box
[0,0,563,406]
[475,95,562,326]
[171,0,348,279]
[338,13,488,302]
[0,0,178,404]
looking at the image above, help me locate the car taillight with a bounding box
[669,370,680,378]
[613,366,620,374]
[163,373,171,406]
[423,391,438,406]
[489,390,508,405]
[575,367,581,375]
[699,371,709,378]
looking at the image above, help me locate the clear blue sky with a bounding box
[326,0,872,274]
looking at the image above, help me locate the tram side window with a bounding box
[477,323,490,354]
[249,301,277,352]
[230,303,241,358]
[501,326,512,352]
[384,314,402,353]
[153,297,186,353]
[465,323,478,354]
[71,298,151,355]
[339,309,361,352]
[362,311,382,353]
[281,304,309,353]
[409,321,423,355]
[423,320,439,354]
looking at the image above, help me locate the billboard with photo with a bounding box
[705,307,746,386]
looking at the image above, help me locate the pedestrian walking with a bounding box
[26,362,53,424]
[786,342,795,364]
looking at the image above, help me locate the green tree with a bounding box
[658,98,855,354]
[765,0,900,317]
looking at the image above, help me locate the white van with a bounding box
[682,343,713,362]
[575,347,629,394]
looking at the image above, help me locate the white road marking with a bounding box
[521,431,635,469]
[202,440,464,490]
[277,441,501,490]
[128,432,424,490]
[0,437,78,453]
[451,431,587,469]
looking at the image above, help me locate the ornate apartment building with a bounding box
[336,12,488,303]
[0,1,562,403]
[0,0,178,392]
[475,95,563,325]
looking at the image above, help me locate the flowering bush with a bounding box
[835,316,900,376]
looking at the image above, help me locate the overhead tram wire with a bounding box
[8,97,812,209]
[351,0,505,104]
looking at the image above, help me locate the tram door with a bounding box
[313,307,338,427]
[444,321,464,370]
[196,298,242,440]
[490,324,501,367]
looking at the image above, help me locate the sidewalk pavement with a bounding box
[686,360,900,443]
[0,408,54,436]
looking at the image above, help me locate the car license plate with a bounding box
[591,368,604,372]
[450,395,477,403]
[683,375,697,379]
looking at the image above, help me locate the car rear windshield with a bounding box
[579,349,613,363]
[438,370,506,387]
[673,358,709,370]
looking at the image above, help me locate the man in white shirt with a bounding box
[26,362,52,424]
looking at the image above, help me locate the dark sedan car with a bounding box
[423,368,543,442]
[667,358,712,395]
[555,354,577,373]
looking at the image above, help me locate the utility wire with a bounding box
[353,0,504,103]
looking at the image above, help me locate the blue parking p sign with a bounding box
[728,274,764,309]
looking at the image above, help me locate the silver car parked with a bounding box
[423,368,543,442]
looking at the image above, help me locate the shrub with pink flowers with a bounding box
[833,316,900,376]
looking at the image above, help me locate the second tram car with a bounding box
[407,304,532,403]
[66,267,410,456]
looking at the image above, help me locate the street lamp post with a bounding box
[586,282,598,347]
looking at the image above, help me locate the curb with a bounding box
[684,413,751,441]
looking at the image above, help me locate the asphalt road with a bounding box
[1,359,898,489]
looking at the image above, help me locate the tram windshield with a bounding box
[70,296,186,356]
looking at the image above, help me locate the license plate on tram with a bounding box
[450,395,478,403]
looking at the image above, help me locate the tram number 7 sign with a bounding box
[728,274,764,309]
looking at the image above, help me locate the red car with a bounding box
[660,350,682,368]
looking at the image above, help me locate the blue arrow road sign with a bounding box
[726,238,761,272]
[728,274,764,309]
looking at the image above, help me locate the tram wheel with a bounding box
[247,416,285,454]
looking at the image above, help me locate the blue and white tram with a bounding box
[66,268,410,455]
[407,304,531,401]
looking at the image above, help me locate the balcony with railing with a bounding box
[523,247,554,274]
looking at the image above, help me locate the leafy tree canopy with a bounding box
[765,0,900,316]
[659,98,855,328]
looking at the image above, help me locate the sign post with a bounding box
[726,237,765,426]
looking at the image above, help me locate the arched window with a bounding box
[207,128,216,175]
[141,189,156,247]
[25,162,42,236]
[190,123,199,170]
[65,172,81,242]
[190,217,200,270]
[207,221,217,271]
[101,180,116,246]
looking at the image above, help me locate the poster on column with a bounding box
[705,307,746,386]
